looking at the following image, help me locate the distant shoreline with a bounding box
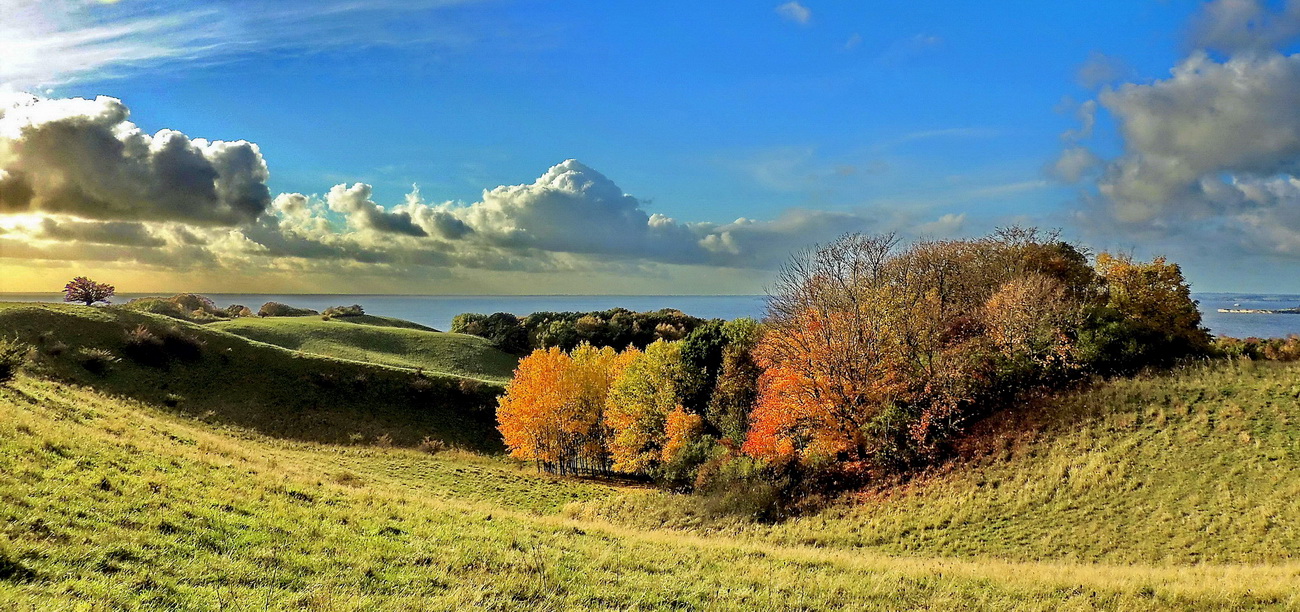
[1218,308,1300,314]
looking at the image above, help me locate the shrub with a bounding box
[418,436,448,454]
[225,304,254,318]
[694,455,789,522]
[122,325,204,367]
[63,276,115,306]
[258,302,320,317]
[0,337,30,385]
[77,347,120,375]
[322,304,365,317]
[123,325,166,367]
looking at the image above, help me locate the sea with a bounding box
[3,292,1299,339]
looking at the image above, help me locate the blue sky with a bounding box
[3,1,1300,293]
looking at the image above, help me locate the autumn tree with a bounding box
[745,229,1109,475]
[1077,253,1211,372]
[983,273,1081,368]
[604,340,684,474]
[63,277,115,306]
[497,344,630,474]
[497,347,574,471]
[745,234,911,468]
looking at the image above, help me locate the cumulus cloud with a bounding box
[1097,52,1300,223]
[0,94,966,287]
[775,2,812,25]
[1057,0,1300,260]
[0,93,271,225]
[1052,147,1102,183]
[326,183,427,237]
[1076,51,1132,89]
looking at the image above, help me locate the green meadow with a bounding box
[2,303,1300,609]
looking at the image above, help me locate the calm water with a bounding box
[0,294,769,333]
[5,292,1298,338]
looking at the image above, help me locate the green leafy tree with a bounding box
[604,340,685,474]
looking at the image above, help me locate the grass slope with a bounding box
[578,360,1300,566]
[1,374,1289,610]
[209,317,518,384]
[0,303,501,451]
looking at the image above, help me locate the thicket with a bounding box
[452,308,707,354]
[1213,335,1300,361]
[495,228,1213,515]
[0,336,28,385]
[122,294,236,322]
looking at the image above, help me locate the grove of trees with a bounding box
[496,228,1215,510]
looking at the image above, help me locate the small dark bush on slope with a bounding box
[259,302,320,317]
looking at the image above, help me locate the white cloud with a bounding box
[775,2,812,25]
[1051,147,1101,183]
[1076,51,1132,88]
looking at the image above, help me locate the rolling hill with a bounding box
[0,303,503,450]
[4,302,1300,608]
[208,316,519,384]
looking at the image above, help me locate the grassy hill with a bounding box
[576,360,1300,567]
[3,372,1292,610]
[0,303,502,450]
[7,302,1300,608]
[208,316,518,384]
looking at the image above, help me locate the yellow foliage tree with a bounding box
[604,340,683,474]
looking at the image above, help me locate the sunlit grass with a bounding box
[209,316,519,384]
[575,360,1300,566]
[4,367,1300,608]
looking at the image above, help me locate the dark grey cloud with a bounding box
[37,218,166,247]
[0,93,271,226]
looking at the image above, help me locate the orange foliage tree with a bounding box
[744,229,1109,474]
[496,344,629,474]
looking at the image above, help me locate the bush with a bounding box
[418,436,448,454]
[122,325,204,367]
[694,455,789,522]
[76,347,120,375]
[322,304,365,317]
[1214,335,1300,362]
[122,325,166,367]
[452,312,529,353]
[0,337,29,385]
[258,302,320,317]
[225,304,254,318]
